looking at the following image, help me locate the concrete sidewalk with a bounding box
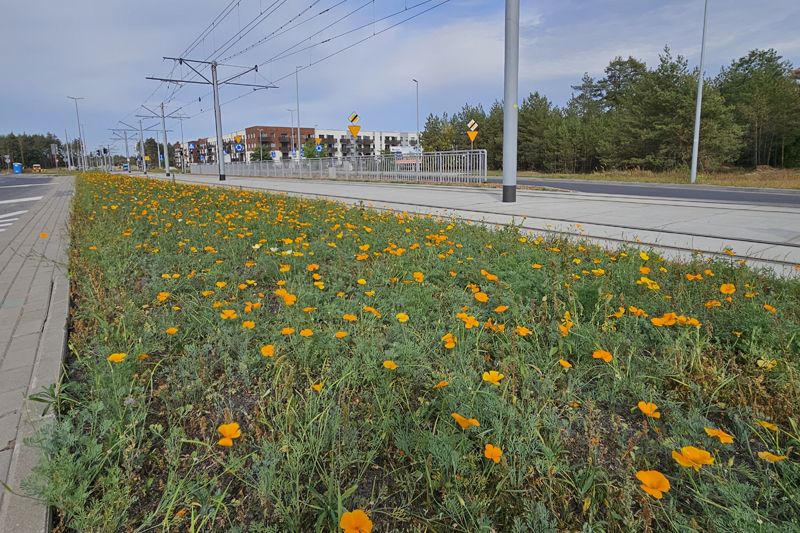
[0,176,73,532]
[149,173,800,275]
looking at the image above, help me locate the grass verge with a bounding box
[488,168,800,190]
[27,172,800,531]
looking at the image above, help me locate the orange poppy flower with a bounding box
[432,380,449,389]
[494,305,509,313]
[592,349,613,363]
[383,359,398,370]
[165,327,178,335]
[441,332,456,349]
[242,320,255,329]
[515,325,532,337]
[335,331,349,339]
[474,291,489,303]
[281,327,295,335]
[260,344,275,357]
[484,444,503,463]
[755,419,778,432]
[763,304,777,314]
[637,401,661,419]
[672,446,714,470]
[339,509,373,533]
[635,470,670,499]
[395,312,409,323]
[299,328,313,337]
[217,422,242,447]
[311,382,323,392]
[704,427,734,444]
[719,283,736,295]
[412,271,424,283]
[156,291,170,302]
[757,451,788,463]
[107,352,127,363]
[559,359,572,369]
[451,412,480,430]
[482,370,504,385]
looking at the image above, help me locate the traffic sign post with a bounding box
[467,119,479,150]
[348,112,361,160]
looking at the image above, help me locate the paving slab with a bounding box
[0,175,73,533]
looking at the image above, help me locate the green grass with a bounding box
[27,172,800,531]
[487,168,800,190]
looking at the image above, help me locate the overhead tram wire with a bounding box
[259,0,439,68]
[186,0,451,119]
[221,0,348,62]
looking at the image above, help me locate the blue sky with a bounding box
[1,0,798,153]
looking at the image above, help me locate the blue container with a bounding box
[12,162,22,174]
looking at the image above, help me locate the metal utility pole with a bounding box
[123,131,131,172]
[502,0,520,203]
[287,109,296,154]
[64,129,73,169]
[161,103,170,178]
[147,57,276,181]
[412,79,420,151]
[178,116,186,172]
[67,96,87,170]
[258,128,263,161]
[295,66,302,160]
[138,120,147,174]
[690,0,709,185]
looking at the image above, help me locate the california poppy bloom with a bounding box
[107,352,127,363]
[395,312,409,323]
[704,427,734,444]
[757,451,788,463]
[165,327,178,335]
[592,349,613,363]
[220,309,238,320]
[311,382,323,392]
[482,370,504,385]
[299,328,313,337]
[217,422,242,447]
[441,332,456,349]
[335,331,349,339]
[755,419,778,432]
[474,291,489,303]
[383,359,398,370]
[260,344,275,357]
[281,327,295,335]
[432,380,449,389]
[635,470,670,499]
[719,283,736,295]
[637,401,661,419]
[672,446,714,470]
[242,320,255,329]
[515,325,532,337]
[484,443,503,463]
[451,412,480,430]
[339,509,372,533]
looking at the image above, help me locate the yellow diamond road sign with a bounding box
[348,125,361,138]
[468,119,478,131]
[348,112,360,124]
[315,137,321,145]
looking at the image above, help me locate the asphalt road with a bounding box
[0,175,53,235]
[487,176,800,207]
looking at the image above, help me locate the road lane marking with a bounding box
[0,183,52,188]
[0,196,43,205]
[0,210,27,219]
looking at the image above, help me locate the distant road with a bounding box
[487,176,800,207]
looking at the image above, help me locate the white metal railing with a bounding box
[190,150,488,184]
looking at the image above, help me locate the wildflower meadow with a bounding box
[29,173,800,531]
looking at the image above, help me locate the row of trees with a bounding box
[421,48,800,172]
[0,133,63,169]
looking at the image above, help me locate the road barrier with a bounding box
[191,150,488,184]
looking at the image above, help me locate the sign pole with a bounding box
[502,0,519,203]
[690,0,709,184]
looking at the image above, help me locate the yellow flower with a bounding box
[156,291,170,302]
[217,422,242,447]
[451,412,480,430]
[260,344,275,357]
[704,299,722,309]
[757,451,788,463]
[639,251,649,261]
[165,327,178,335]
[299,328,313,337]
[591,268,605,277]
[342,313,358,322]
[441,332,456,349]
[635,470,670,499]
[383,359,398,370]
[515,325,532,337]
[395,312,409,323]
[220,309,238,320]
[763,303,777,314]
[242,320,255,329]
[412,271,424,283]
[281,327,295,335]
[559,359,572,369]
[494,305,509,313]
[432,380,449,389]
[215,281,227,288]
[531,263,542,269]
[704,427,734,444]
[592,349,613,363]
[311,382,323,392]
[484,443,503,463]
[339,509,373,533]
[672,446,714,470]
[755,419,778,432]
[482,370,504,385]
[335,331,349,339]
[474,291,489,303]
[637,401,661,419]
[719,283,736,295]
[107,352,127,363]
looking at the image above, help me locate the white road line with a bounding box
[0,210,27,219]
[0,196,42,205]
[0,184,51,188]
[0,222,14,227]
